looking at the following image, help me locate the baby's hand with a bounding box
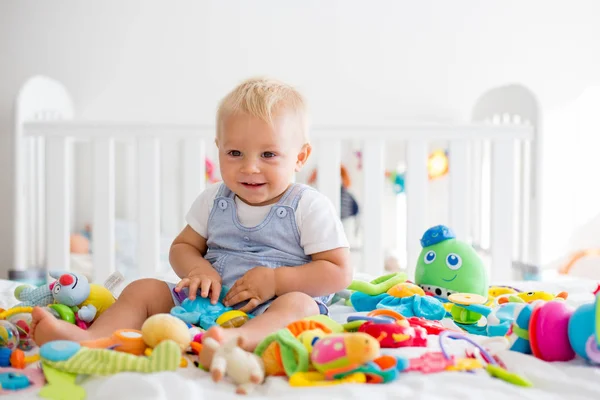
[223,267,276,313]
[175,268,222,304]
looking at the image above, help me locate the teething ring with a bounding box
[585,335,600,364]
[367,309,406,321]
[0,306,33,320]
[438,331,498,366]
[48,304,76,324]
[448,293,487,306]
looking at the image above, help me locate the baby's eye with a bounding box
[262,152,276,158]
[228,150,241,157]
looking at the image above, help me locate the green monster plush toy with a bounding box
[414,225,488,300]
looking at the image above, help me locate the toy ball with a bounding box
[0,321,20,350]
[530,300,575,362]
[310,333,380,374]
[141,313,191,351]
[216,310,249,328]
[568,294,599,362]
[387,282,425,298]
[6,313,33,351]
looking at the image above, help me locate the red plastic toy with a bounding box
[358,321,427,348]
[406,317,448,335]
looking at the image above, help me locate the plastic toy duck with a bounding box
[498,291,568,304]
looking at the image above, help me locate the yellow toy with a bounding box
[141,313,191,351]
[498,291,568,304]
[387,282,426,298]
[216,310,250,328]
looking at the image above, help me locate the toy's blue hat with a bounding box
[420,225,455,247]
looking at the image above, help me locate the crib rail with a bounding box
[24,121,533,284]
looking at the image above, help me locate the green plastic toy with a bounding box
[414,225,488,299]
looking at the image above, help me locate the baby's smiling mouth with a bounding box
[442,274,457,282]
[241,182,266,188]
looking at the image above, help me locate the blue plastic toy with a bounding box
[169,286,253,330]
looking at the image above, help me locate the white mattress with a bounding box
[2,277,599,400]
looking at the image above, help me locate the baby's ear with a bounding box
[295,143,312,172]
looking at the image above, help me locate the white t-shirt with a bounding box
[186,183,350,255]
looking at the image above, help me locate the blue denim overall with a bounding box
[170,183,330,316]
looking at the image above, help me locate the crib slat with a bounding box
[449,140,469,240]
[317,139,341,217]
[35,137,46,268]
[470,140,484,249]
[362,140,385,275]
[45,136,71,272]
[26,137,36,267]
[491,139,515,282]
[182,138,206,225]
[124,141,137,223]
[92,137,115,283]
[137,138,161,277]
[406,140,428,276]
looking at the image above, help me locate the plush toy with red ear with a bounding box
[14,271,115,326]
[13,271,73,308]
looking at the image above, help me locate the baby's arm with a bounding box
[169,225,213,278]
[273,247,352,298]
[169,225,222,301]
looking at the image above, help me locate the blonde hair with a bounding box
[216,77,309,143]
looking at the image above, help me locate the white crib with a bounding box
[11,76,538,285]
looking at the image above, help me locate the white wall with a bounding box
[2,0,600,278]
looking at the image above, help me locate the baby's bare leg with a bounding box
[32,279,175,346]
[203,292,320,354]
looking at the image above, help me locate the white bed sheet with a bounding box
[1,277,599,400]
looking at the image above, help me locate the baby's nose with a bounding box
[241,160,260,173]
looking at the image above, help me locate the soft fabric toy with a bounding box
[170,286,253,330]
[350,291,446,320]
[39,339,181,375]
[310,333,380,374]
[415,225,489,300]
[255,330,309,377]
[204,336,265,395]
[14,272,115,324]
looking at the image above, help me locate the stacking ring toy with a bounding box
[448,293,487,306]
[530,300,575,362]
[568,292,599,363]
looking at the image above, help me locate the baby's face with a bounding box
[216,112,309,206]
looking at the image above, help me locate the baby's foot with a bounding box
[31,307,92,346]
[198,326,240,370]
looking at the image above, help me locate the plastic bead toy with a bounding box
[0,320,20,350]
